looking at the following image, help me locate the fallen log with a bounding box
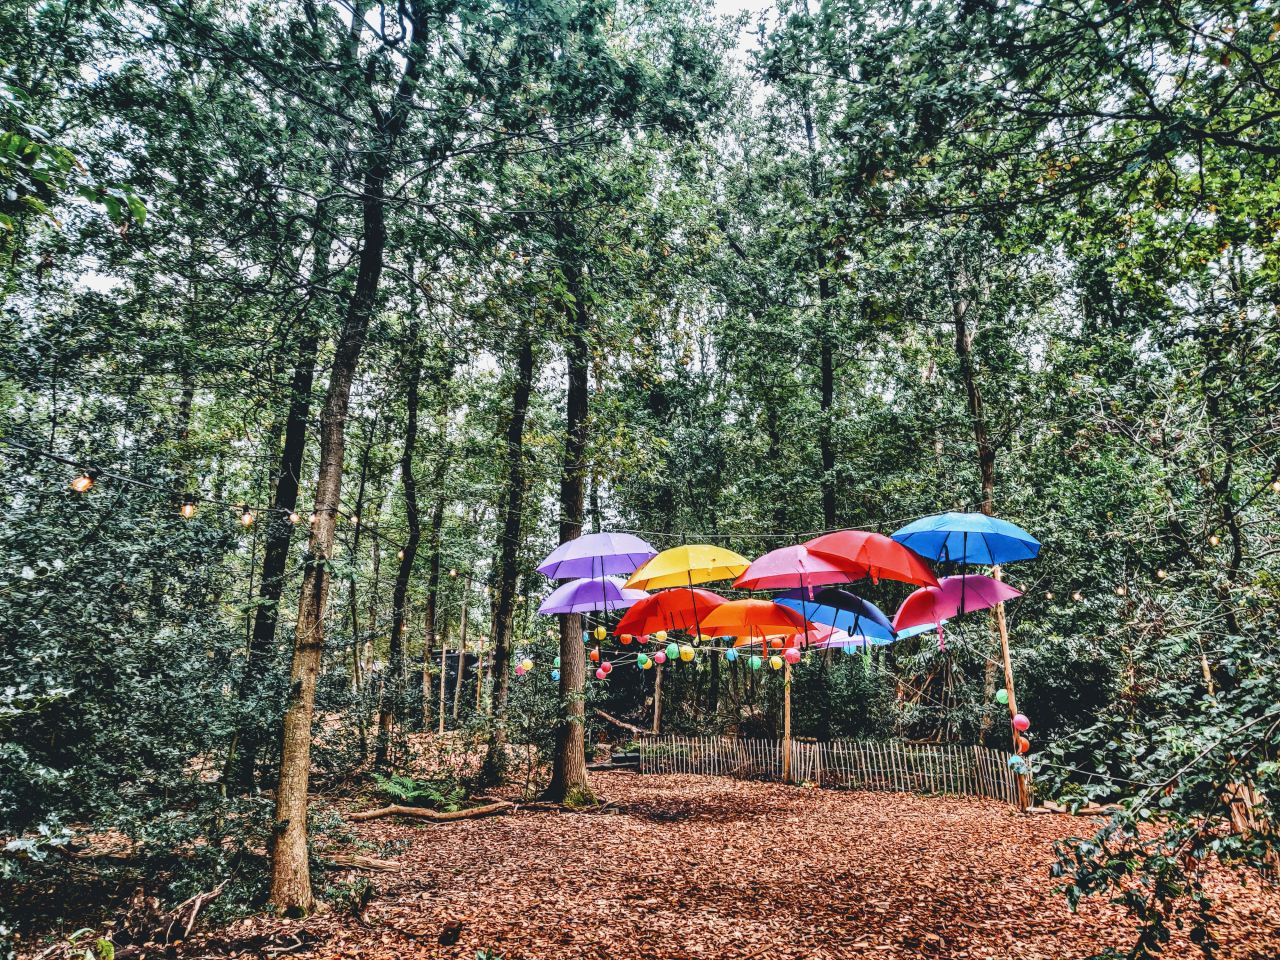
[593,707,648,736]
[348,799,512,822]
[322,852,401,871]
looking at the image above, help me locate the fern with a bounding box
[371,774,466,812]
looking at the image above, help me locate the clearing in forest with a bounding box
[173,773,1280,960]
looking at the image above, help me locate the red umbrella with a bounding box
[614,588,726,637]
[732,544,859,592]
[892,574,1022,632]
[804,530,939,587]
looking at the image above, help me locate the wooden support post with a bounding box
[992,564,1029,809]
[438,642,448,735]
[652,660,663,734]
[782,659,793,784]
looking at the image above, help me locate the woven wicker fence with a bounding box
[638,735,1024,808]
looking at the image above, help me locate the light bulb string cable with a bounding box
[0,435,409,552]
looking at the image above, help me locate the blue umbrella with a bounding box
[776,597,896,643]
[890,512,1039,565]
[895,620,946,640]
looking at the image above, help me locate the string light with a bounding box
[309,512,317,525]
[1071,590,1083,602]
[1209,534,1221,547]
[180,495,197,519]
[397,549,405,560]
[1044,591,1054,600]
[239,506,255,527]
[288,511,301,524]
[1156,569,1168,580]
[1272,479,1280,493]
[1114,584,1127,597]
[69,470,98,493]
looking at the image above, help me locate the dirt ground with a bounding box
[179,771,1280,959]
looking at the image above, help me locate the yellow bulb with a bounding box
[288,511,301,524]
[593,626,606,641]
[769,655,783,670]
[654,630,667,642]
[70,473,95,493]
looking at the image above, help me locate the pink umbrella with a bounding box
[893,575,1022,633]
[733,544,859,593]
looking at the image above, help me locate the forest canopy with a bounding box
[2,0,1279,957]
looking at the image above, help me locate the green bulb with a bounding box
[749,655,762,670]
[665,642,679,660]
[995,689,1009,705]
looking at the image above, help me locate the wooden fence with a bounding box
[638,736,1025,808]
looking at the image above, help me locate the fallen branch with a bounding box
[321,852,401,871]
[348,800,512,822]
[113,879,228,959]
[593,707,648,736]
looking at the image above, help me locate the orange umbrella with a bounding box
[697,599,805,643]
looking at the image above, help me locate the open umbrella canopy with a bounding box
[813,588,895,633]
[732,544,858,591]
[889,513,1039,566]
[537,531,657,580]
[895,621,946,640]
[613,588,726,637]
[624,544,750,590]
[892,575,1022,632]
[697,599,805,640]
[775,596,895,643]
[804,530,939,586]
[537,576,650,615]
[815,630,894,650]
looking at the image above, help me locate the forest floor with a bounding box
[176,771,1280,960]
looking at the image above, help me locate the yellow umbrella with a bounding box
[623,544,750,590]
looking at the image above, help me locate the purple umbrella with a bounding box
[537,531,657,580]
[538,576,651,615]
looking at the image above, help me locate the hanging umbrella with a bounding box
[813,588,895,635]
[614,588,726,637]
[892,575,1022,632]
[889,513,1039,566]
[803,529,939,586]
[895,621,945,640]
[698,599,806,641]
[537,531,657,579]
[775,597,895,643]
[624,544,750,590]
[625,544,750,644]
[732,544,859,592]
[538,577,650,615]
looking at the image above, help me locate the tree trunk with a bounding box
[268,15,425,894]
[951,258,1009,750]
[423,488,446,729]
[545,270,593,804]
[377,318,423,764]
[452,584,469,720]
[491,330,535,718]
